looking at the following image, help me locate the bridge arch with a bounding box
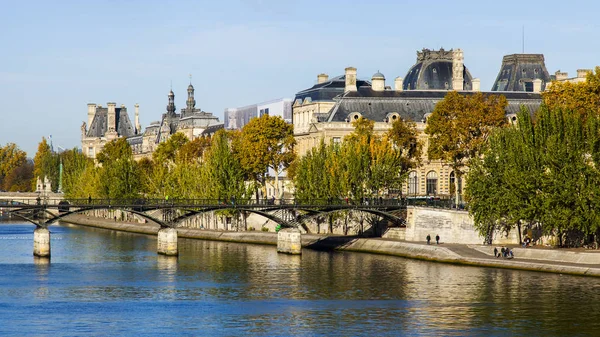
[172,206,297,229]
[7,206,170,228]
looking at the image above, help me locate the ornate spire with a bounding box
[186,76,196,110]
[167,88,176,115]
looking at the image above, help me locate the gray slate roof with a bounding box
[86,107,136,138]
[294,75,372,103]
[325,89,542,123]
[492,54,552,92]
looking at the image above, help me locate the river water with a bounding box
[1,221,599,336]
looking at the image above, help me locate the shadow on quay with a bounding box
[305,235,361,251]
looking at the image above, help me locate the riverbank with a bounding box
[62,214,600,277]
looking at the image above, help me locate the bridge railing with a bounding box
[0,197,461,209]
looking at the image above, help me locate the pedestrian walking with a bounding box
[501,246,506,258]
[494,247,498,258]
[435,234,440,245]
[426,234,431,245]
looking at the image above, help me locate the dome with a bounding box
[188,83,194,91]
[372,71,385,79]
[168,90,175,97]
[403,48,473,90]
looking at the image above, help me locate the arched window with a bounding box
[449,171,462,194]
[408,171,418,195]
[426,171,438,195]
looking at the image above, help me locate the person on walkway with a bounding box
[435,235,440,245]
[426,234,431,245]
[494,247,498,258]
[501,246,506,258]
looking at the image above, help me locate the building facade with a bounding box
[83,82,224,160]
[81,102,140,159]
[293,48,545,197]
[224,98,292,130]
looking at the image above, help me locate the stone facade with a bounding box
[82,82,224,161]
[129,83,223,160]
[404,207,519,245]
[81,102,138,159]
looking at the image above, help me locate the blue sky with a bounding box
[1,0,598,156]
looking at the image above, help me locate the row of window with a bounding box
[408,171,462,195]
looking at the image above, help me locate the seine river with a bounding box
[1,221,599,336]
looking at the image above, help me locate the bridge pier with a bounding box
[277,228,302,255]
[33,227,51,257]
[157,228,178,256]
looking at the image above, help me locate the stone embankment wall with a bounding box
[404,207,519,245]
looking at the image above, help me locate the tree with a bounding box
[152,132,189,165]
[32,137,59,191]
[61,148,93,198]
[0,143,27,191]
[96,138,141,199]
[236,115,295,199]
[3,159,33,192]
[542,66,600,119]
[177,136,211,164]
[425,91,507,205]
[202,130,251,202]
[386,117,422,194]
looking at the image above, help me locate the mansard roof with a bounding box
[86,106,136,138]
[324,89,542,123]
[492,54,552,92]
[294,75,372,103]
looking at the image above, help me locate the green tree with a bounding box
[32,137,59,191]
[60,148,92,198]
[202,130,251,202]
[425,91,507,205]
[96,138,141,199]
[236,115,295,200]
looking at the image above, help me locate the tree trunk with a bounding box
[274,169,280,202]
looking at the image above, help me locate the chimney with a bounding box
[533,79,542,93]
[344,67,357,92]
[135,103,141,135]
[371,72,385,92]
[87,103,97,128]
[394,77,404,91]
[107,102,117,134]
[472,78,481,92]
[555,70,568,81]
[317,73,329,84]
[452,49,464,90]
[577,69,592,79]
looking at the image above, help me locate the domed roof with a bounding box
[372,71,385,79]
[168,90,175,97]
[188,83,194,90]
[403,48,473,90]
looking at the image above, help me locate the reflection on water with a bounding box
[0,222,599,336]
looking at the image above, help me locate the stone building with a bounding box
[293,48,543,197]
[81,102,140,159]
[550,69,593,85]
[83,82,224,160]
